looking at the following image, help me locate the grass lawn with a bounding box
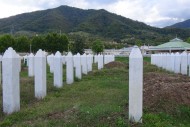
[0,57,189,126]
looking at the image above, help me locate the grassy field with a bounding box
[0,57,189,126]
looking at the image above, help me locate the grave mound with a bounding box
[104,61,127,69]
[144,72,190,112]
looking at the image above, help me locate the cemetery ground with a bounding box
[0,57,190,126]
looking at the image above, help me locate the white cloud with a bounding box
[0,0,190,27]
[102,0,190,27]
[0,1,40,18]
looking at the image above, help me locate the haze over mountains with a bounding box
[0,5,189,43]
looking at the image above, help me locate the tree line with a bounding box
[0,33,69,53]
[0,33,104,54]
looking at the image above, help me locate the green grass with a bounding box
[0,57,189,126]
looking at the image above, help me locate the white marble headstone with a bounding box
[98,54,103,70]
[2,47,20,114]
[180,51,188,75]
[81,53,87,74]
[87,54,93,72]
[129,46,143,123]
[34,49,46,99]
[53,51,63,88]
[73,53,82,79]
[174,52,181,73]
[28,53,34,77]
[66,52,74,84]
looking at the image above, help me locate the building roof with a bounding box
[150,37,190,50]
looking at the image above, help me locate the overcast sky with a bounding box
[0,0,189,28]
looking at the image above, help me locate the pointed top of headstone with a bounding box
[67,52,73,56]
[29,53,34,57]
[83,53,86,56]
[129,46,142,58]
[181,51,187,55]
[3,47,18,58]
[77,53,81,56]
[35,49,45,57]
[175,52,179,55]
[88,54,92,57]
[55,51,61,57]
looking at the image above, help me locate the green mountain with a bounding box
[167,19,190,29]
[0,5,190,44]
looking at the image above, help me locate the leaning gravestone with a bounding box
[66,52,74,84]
[53,51,63,88]
[34,49,46,99]
[129,46,143,123]
[2,47,20,114]
[28,53,34,77]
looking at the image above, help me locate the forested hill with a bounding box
[167,19,190,29]
[0,5,190,43]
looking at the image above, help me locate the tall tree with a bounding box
[70,36,85,54]
[0,34,15,53]
[15,36,30,52]
[92,40,104,54]
[31,35,46,53]
[45,33,69,53]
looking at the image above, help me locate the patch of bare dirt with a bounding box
[104,61,127,69]
[47,106,78,122]
[143,61,149,65]
[144,72,190,112]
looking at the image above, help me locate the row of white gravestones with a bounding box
[94,54,104,70]
[2,48,115,115]
[47,53,112,84]
[151,51,190,75]
[104,55,115,64]
[46,53,115,86]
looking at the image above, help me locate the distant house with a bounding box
[149,37,190,53]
